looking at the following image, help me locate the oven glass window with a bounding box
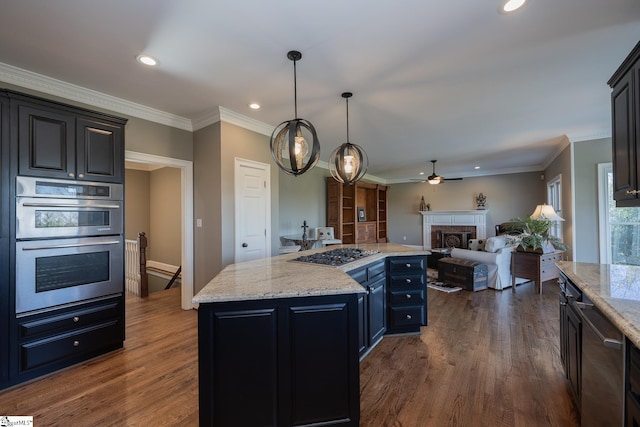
[35,211,110,228]
[35,251,110,292]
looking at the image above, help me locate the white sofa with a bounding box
[449,236,521,290]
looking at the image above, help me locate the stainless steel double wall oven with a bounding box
[15,176,124,314]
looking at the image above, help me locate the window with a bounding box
[598,163,640,265]
[547,175,562,239]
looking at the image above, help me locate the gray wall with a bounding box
[125,169,150,241]
[125,167,181,266]
[545,143,573,260]
[279,166,331,239]
[149,167,181,266]
[387,172,546,246]
[573,138,612,263]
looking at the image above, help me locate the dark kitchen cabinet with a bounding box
[348,260,387,359]
[627,341,640,426]
[608,41,640,206]
[559,273,582,407]
[11,296,124,386]
[197,294,360,427]
[8,90,126,183]
[387,255,428,334]
[0,94,9,388]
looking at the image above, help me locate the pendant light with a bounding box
[270,50,320,176]
[329,92,368,185]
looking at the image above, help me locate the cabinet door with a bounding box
[368,276,386,346]
[612,69,637,204]
[0,96,8,388]
[76,118,124,183]
[559,294,568,377]
[198,305,279,427]
[566,304,582,404]
[17,103,76,180]
[357,293,368,357]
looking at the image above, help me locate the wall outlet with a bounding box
[403,236,407,240]
[196,218,203,228]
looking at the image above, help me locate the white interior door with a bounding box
[235,158,271,263]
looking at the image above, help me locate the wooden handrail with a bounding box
[165,266,182,290]
[139,232,148,297]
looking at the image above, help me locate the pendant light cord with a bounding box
[345,96,350,143]
[293,59,298,118]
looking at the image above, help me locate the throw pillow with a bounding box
[485,236,507,253]
[467,239,485,251]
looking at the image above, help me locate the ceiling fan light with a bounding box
[269,50,320,176]
[427,175,441,185]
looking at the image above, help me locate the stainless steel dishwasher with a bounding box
[574,295,624,426]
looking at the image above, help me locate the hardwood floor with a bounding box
[360,281,580,426]
[0,282,579,426]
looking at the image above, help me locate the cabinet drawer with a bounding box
[389,274,425,288]
[388,256,425,273]
[389,289,425,305]
[390,306,425,327]
[19,299,122,340]
[20,320,122,371]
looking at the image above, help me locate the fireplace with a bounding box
[420,210,488,250]
[432,226,476,249]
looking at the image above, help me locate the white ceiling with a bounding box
[1,0,639,182]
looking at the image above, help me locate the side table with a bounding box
[511,250,564,295]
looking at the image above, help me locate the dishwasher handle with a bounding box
[574,301,623,350]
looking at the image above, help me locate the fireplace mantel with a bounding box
[420,210,489,249]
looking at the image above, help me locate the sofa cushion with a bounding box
[485,236,508,253]
[467,239,485,251]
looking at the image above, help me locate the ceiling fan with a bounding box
[413,160,463,184]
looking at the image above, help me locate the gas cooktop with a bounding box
[292,248,379,266]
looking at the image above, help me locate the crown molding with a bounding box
[191,106,274,135]
[0,61,193,131]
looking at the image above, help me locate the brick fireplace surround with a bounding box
[420,210,489,250]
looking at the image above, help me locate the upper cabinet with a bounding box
[326,178,388,244]
[6,90,127,183]
[608,41,640,207]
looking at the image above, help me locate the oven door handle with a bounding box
[21,202,121,209]
[21,240,121,251]
[574,301,623,349]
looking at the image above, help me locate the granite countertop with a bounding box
[193,243,429,304]
[557,261,640,348]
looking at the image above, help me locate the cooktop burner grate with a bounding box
[292,248,378,266]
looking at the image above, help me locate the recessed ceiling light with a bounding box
[136,54,158,66]
[500,0,526,13]
[419,172,425,175]
[249,103,261,110]
[474,166,481,170]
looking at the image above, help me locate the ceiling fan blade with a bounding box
[442,177,463,181]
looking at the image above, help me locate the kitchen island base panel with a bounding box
[198,294,360,427]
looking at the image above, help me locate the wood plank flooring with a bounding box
[0,282,579,426]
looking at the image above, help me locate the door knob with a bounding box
[242,243,248,247]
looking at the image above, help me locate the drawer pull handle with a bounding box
[406,314,412,320]
[406,294,412,299]
[405,263,411,268]
[73,316,80,323]
[626,190,640,195]
[73,340,80,347]
[405,278,412,283]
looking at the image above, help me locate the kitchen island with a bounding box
[193,243,428,427]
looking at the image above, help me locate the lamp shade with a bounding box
[530,204,564,221]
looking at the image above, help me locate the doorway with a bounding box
[125,151,194,310]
